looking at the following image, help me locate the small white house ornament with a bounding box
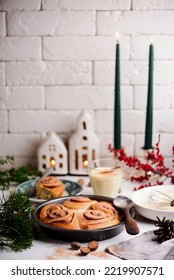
[69,109,99,175]
[37,131,68,174]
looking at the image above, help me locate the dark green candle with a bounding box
[144,42,154,150]
[114,33,121,150]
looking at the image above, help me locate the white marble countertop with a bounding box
[0,176,159,260]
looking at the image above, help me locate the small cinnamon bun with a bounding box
[36,176,65,199]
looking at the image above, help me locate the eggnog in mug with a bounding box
[89,159,122,198]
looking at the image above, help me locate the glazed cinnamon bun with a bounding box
[39,204,80,230]
[90,201,121,221]
[78,209,120,230]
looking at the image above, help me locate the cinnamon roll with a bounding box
[78,209,120,230]
[90,201,121,221]
[63,196,97,211]
[36,176,65,199]
[39,204,80,230]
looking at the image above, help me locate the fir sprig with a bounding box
[0,192,40,252]
[0,156,42,190]
[0,156,13,165]
[8,166,42,184]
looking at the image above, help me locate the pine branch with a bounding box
[0,192,40,252]
[0,156,42,190]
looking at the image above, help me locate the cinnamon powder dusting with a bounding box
[46,247,79,260]
[91,250,111,259]
[46,246,110,260]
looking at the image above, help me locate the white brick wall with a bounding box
[45,85,133,110]
[0,134,41,157]
[0,37,41,61]
[0,0,174,169]
[0,86,44,109]
[0,112,7,132]
[97,11,174,35]
[43,36,130,61]
[42,0,131,11]
[0,63,5,85]
[132,0,174,10]
[134,86,172,109]
[7,11,96,36]
[0,0,41,11]
[131,36,174,60]
[6,61,92,85]
[0,12,5,35]
[9,110,83,133]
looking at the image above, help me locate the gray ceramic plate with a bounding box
[16,178,83,204]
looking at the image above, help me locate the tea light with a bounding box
[83,160,89,168]
[50,157,56,169]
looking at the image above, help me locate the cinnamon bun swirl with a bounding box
[63,196,97,211]
[78,209,120,230]
[39,204,80,230]
[90,201,121,222]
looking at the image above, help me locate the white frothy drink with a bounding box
[89,167,122,198]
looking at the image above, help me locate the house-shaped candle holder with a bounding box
[69,109,99,175]
[37,131,68,175]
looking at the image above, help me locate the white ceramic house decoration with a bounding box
[69,109,99,175]
[37,131,68,174]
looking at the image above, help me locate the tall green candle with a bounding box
[114,32,121,150]
[144,41,154,150]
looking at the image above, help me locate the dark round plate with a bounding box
[32,195,135,242]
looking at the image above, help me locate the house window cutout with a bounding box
[75,150,78,170]
[50,156,56,170]
[82,154,88,168]
[42,163,47,169]
[42,155,46,160]
[83,122,87,130]
[59,154,63,158]
[82,146,88,150]
[83,136,87,140]
[59,163,63,168]
[92,149,96,160]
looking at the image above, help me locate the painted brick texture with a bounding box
[0,0,174,169]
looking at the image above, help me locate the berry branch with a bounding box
[108,135,174,190]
